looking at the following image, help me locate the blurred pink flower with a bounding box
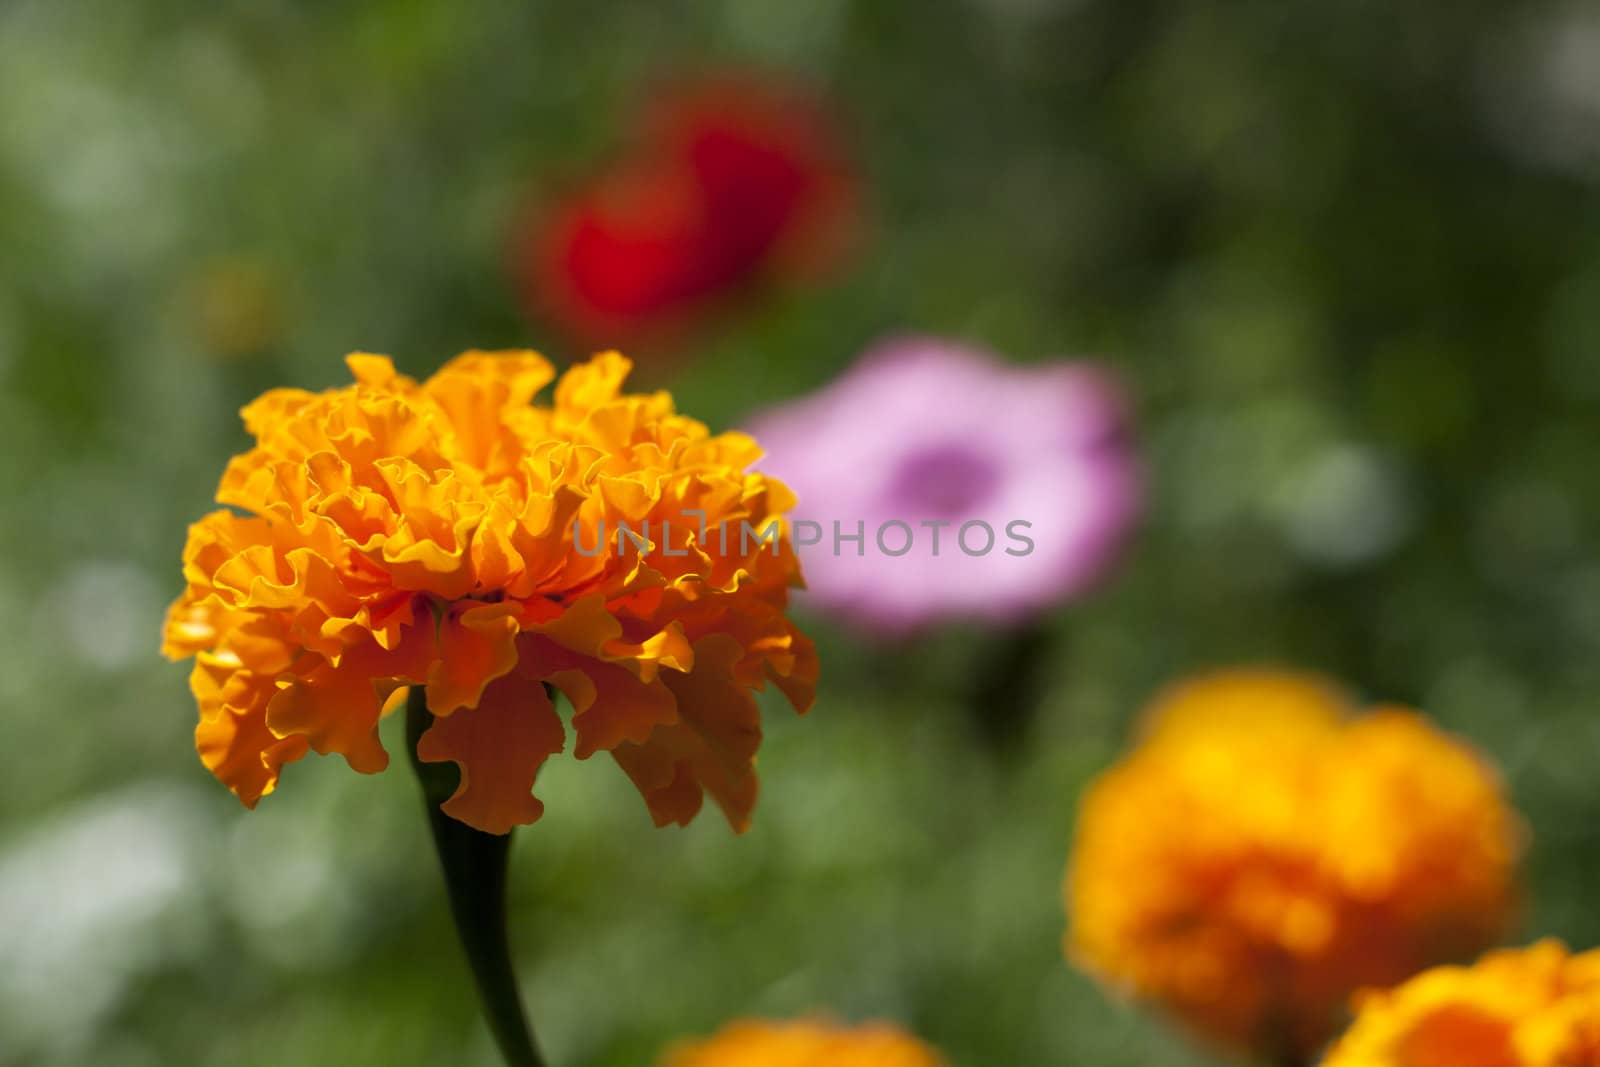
[746,337,1141,634]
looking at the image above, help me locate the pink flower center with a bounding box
[888,443,1002,518]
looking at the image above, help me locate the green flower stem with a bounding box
[406,686,548,1067]
[968,619,1055,751]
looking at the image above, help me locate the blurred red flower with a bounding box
[520,75,856,345]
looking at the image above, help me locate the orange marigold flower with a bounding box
[163,350,816,835]
[1065,669,1524,1063]
[1322,941,1600,1067]
[659,1018,947,1067]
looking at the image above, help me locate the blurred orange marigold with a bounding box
[162,350,816,834]
[659,1018,946,1067]
[1322,940,1600,1067]
[1065,669,1523,1063]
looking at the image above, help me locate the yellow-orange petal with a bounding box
[163,599,221,660]
[1322,941,1600,1067]
[427,602,521,716]
[524,593,695,681]
[611,741,704,828]
[770,630,819,713]
[197,703,311,807]
[239,386,318,439]
[521,635,678,758]
[423,349,555,471]
[344,351,408,389]
[554,351,633,413]
[415,670,566,834]
[263,625,435,773]
[267,657,390,774]
[188,650,311,805]
[659,1018,948,1067]
[615,633,762,831]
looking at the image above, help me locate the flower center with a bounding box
[886,442,1002,517]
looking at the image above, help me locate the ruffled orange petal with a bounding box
[267,657,390,774]
[553,350,632,413]
[766,624,819,714]
[196,702,312,807]
[264,625,436,773]
[524,592,694,681]
[188,648,310,806]
[610,741,705,828]
[423,349,555,473]
[613,633,762,830]
[522,634,678,758]
[427,602,521,716]
[661,1017,949,1067]
[344,351,408,389]
[415,670,566,834]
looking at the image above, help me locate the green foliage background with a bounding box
[3,1,1600,1064]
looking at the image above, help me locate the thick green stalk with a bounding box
[968,619,1055,752]
[406,686,547,1067]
